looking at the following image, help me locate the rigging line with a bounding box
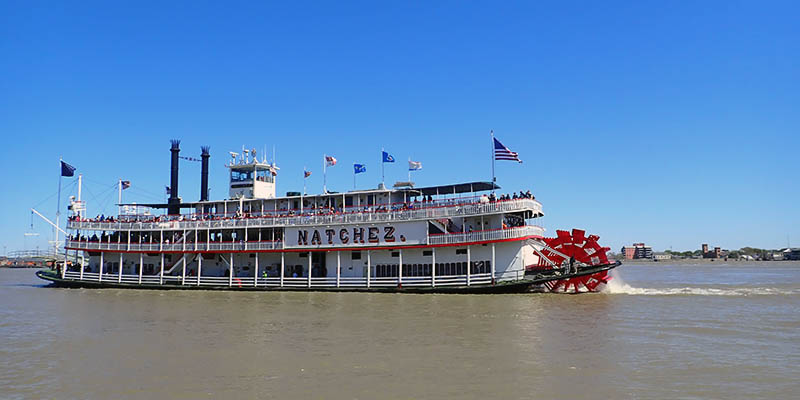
[82,176,122,190]
[125,188,165,202]
[95,189,118,217]
[128,185,169,198]
[32,179,77,210]
[82,184,118,213]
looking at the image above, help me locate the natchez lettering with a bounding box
[297,226,404,245]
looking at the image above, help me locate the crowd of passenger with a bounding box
[67,190,537,225]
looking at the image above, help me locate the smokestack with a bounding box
[168,139,181,215]
[200,146,210,202]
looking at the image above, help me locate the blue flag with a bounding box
[354,164,366,174]
[61,161,76,177]
[382,151,395,163]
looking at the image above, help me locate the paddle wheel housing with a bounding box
[531,228,613,293]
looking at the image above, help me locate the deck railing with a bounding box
[64,225,542,252]
[62,271,498,288]
[66,198,542,232]
[428,225,544,245]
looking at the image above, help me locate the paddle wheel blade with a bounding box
[534,228,614,293]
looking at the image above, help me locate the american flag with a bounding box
[325,155,337,166]
[494,137,522,163]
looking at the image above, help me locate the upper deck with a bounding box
[67,195,543,232]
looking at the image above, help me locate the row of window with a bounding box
[374,260,492,277]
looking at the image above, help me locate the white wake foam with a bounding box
[602,270,798,296]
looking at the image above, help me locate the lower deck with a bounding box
[58,241,535,290]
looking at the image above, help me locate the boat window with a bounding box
[351,251,361,260]
[231,169,253,182]
[255,168,274,183]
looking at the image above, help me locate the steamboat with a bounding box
[37,140,619,293]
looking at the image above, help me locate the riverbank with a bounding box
[620,259,800,266]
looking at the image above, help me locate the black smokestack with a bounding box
[168,139,181,215]
[200,146,210,202]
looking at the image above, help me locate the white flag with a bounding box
[408,160,422,171]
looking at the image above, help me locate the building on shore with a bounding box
[701,244,726,259]
[653,253,672,261]
[621,243,653,260]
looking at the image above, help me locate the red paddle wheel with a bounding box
[532,229,613,293]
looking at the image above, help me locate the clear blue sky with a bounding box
[1,1,797,254]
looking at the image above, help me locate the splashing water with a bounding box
[602,268,799,296]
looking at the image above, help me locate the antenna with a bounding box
[229,152,238,165]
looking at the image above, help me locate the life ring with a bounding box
[235,278,242,288]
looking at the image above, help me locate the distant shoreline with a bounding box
[619,259,800,265]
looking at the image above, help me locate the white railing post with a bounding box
[118,253,122,283]
[307,252,312,288]
[336,251,341,288]
[138,253,143,284]
[398,249,403,287]
[254,253,259,287]
[229,254,233,287]
[431,247,436,288]
[160,253,164,285]
[79,249,84,281]
[181,257,186,285]
[491,242,497,284]
[280,252,285,288]
[99,251,104,282]
[197,254,202,286]
[466,246,471,286]
[366,250,371,288]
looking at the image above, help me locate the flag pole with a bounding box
[56,157,62,256]
[408,157,411,183]
[323,154,327,194]
[490,130,496,193]
[118,179,122,216]
[381,148,385,187]
[353,165,356,190]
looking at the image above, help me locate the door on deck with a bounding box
[311,252,327,277]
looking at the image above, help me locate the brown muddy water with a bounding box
[1,263,799,399]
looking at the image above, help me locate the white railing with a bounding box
[65,225,541,252]
[67,198,542,232]
[428,225,544,245]
[59,272,501,288]
[65,240,282,252]
[65,224,540,252]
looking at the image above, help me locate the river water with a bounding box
[1,263,798,399]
